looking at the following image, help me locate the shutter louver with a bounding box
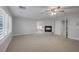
[0,15,3,35]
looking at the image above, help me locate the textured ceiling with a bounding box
[7,6,79,19]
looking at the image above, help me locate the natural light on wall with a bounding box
[0,8,12,40]
[36,21,43,33]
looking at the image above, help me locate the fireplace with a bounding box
[45,26,52,32]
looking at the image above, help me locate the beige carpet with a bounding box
[6,33,79,52]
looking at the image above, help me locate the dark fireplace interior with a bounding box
[45,26,52,32]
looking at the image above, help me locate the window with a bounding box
[0,15,4,35]
[0,8,12,40]
[0,13,5,39]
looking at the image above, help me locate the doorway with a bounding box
[54,20,67,38]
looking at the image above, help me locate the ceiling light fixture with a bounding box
[51,12,56,15]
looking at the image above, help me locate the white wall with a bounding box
[54,12,79,40]
[13,19,37,35]
[67,13,79,40]
[13,18,54,36]
[13,11,79,41]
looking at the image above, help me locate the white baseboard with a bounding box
[13,32,54,36]
[68,36,79,41]
[13,33,79,41]
[13,32,38,36]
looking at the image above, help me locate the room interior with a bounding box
[0,6,79,52]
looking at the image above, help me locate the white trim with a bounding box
[68,36,79,41]
[13,32,37,36]
[0,33,12,52]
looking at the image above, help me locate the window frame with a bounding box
[0,8,10,40]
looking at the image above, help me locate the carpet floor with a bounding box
[6,33,79,52]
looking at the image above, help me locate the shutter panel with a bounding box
[0,15,3,35]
